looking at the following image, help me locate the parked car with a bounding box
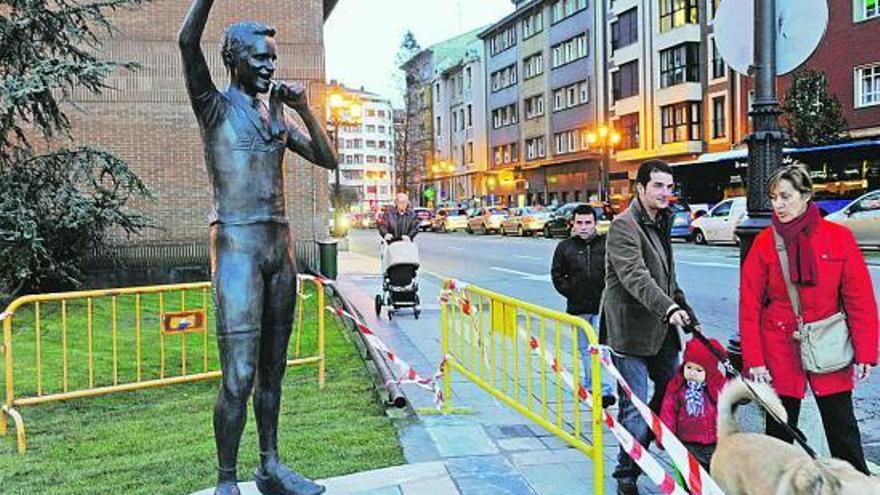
[467,207,508,234]
[825,190,880,247]
[542,203,610,238]
[689,197,747,244]
[432,207,470,232]
[501,207,552,236]
[669,201,692,240]
[413,207,434,231]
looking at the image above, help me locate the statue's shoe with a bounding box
[254,465,325,495]
[213,481,242,495]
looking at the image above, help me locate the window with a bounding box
[377,110,386,118]
[551,33,589,68]
[859,0,878,20]
[489,24,517,55]
[612,61,639,100]
[661,101,702,143]
[659,0,698,32]
[367,109,376,117]
[491,64,518,92]
[378,125,385,133]
[712,96,726,138]
[467,142,474,163]
[434,84,440,102]
[467,104,473,127]
[618,113,640,149]
[525,136,546,160]
[522,9,544,39]
[459,109,465,130]
[452,112,458,131]
[611,8,638,51]
[436,116,442,135]
[366,125,376,133]
[491,104,518,129]
[465,67,473,88]
[493,143,519,164]
[554,130,582,154]
[711,39,725,79]
[856,63,880,107]
[660,43,701,88]
[524,53,544,79]
[366,140,376,148]
[551,0,588,23]
[525,94,545,119]
[552,79,589,112]
[366,155,377,163]
[711,200,732,217]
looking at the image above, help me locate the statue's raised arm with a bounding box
[178,0,217,116]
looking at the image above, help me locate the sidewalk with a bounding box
[234,249,851,495]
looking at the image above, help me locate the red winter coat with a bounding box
[660,373,720,445]
[739,220,879,398]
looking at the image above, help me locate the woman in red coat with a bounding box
[740,163,878,474]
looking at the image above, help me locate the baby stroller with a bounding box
[375,238,421,319]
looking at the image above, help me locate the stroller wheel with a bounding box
[414,308,421,320]
[387,309,394,320]
[374,295,382,317]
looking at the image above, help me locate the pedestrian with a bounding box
[550,204,616,408]
[660,337,728,472]
[603,159,700,495]
[740,162,878,474]
[379,192,419,243]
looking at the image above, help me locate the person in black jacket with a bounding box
[379,193,419,243]
[551,204,616,407]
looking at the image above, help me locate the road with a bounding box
[348,228,880,460]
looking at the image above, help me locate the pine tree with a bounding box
[781,68,849,146]
[0,0,152,298]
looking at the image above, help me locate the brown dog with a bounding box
[710,379,880,495]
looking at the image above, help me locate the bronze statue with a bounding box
[179,1,336,494]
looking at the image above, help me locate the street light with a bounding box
[585,124,621,203]
[327,89,362,237]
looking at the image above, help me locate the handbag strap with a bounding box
[773,228,802,321]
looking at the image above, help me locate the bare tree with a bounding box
[393,31,421,197]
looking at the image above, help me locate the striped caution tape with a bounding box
[326,305,446,411]
[596,349,726,495]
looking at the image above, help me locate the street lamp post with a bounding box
[586,125,621,204]
[327,92,362,238]
[735,0,784,259]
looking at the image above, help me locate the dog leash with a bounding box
[684,324,820,460]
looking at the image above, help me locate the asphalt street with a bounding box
[349,228,880,460]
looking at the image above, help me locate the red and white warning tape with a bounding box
[326,305,446,411]
[597,350,725,495]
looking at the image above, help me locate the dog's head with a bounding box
[787,460,843,495]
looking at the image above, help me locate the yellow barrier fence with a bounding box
[1,276,325,453]
[441,280,604,494]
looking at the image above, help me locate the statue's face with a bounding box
[234,35,277,96]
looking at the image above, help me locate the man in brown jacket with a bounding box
[603,160,699,495]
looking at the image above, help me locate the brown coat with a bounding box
[603,199,696,356]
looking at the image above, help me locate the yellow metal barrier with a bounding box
[1,276,326,453]
[441,281,604,494]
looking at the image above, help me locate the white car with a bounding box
[825,190,880,247]
[690,197,747,244]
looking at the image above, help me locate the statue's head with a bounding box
[221,21,277,96]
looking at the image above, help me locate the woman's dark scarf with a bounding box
[772,202,822,285]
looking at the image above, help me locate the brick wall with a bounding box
[67,0,331,245]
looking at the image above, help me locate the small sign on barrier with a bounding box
[161,310,207,335]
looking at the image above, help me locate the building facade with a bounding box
[68,0,338,246]
[479,0,603,209]
[327,83,396,213]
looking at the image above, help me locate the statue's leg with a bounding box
[211,225,265,493]
[253,225,324,495]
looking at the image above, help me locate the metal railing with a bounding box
[1,276,325,453]
[441,281,604,494]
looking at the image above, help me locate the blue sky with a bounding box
[324,0,515,107]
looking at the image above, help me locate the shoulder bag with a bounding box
[773,229,854,374]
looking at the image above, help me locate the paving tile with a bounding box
[511,449,588,467]
[351,488,403,495]
[454,474,537,495]
[519,463,594,495]
[539,435,575,450]
[426,424,499,457]
[400,475,460,495]
[498,437,546,452]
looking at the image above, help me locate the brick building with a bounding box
[68,0,339,254]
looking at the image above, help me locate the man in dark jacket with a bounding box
[551,204,615,408]
[604,160,700,495]
[379,193,419,242]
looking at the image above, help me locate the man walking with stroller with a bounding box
[379,193,419,243]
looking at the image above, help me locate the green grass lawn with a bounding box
[0,284,404,494]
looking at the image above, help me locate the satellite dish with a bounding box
[714,0,828,76]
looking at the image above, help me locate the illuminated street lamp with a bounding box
[585,124,621,203]
[327,89,362,237]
